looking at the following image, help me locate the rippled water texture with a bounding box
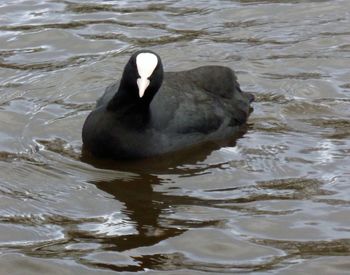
[1,0,350,274]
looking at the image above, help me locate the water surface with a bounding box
[1,0,350,274]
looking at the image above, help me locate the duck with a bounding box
[82,50,254,159]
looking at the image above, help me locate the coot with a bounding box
[82,50,253,159]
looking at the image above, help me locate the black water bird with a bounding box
[82,50,253,159]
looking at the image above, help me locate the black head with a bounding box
[119,50,164,106]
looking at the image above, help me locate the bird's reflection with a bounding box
[91,173,184,252]
[82,126,249,252]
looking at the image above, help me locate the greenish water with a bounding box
[0,0,350,274]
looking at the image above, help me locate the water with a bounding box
[1,0,350,274]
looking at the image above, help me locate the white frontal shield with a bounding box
[136,53,158,97]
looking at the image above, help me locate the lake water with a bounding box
[1,0,350,274]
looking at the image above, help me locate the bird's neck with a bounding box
[108,77,155,111]
[106,83,151,128]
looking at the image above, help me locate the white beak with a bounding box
[137,77,150,98]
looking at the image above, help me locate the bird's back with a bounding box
[149,66,252,135]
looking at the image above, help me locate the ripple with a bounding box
[82,251,139,272]
[64,1,204,16]
[257,178,334,199]
[338,44,350,52]
[0,151,35,163]
[282,101,334,117]
[254,92,291,104]
[35,138,81,160]
[0,185,43,202]
[0,214,103,227]
[339,83,350,89]
[263,72,325,80]
[223,19,268,28]
[0,19,148,32]
[302,118,350,130]
[80,32,199,46]
[321,31,350,36]
[253,238,350,256]
[210,36,296,45]
[0,47,46,58]
[128,228,285,273]
[0,54,101,71]
[301,118,350,139]
[0,223,64,247]
[281,256,350,274]
[252,118,292,133]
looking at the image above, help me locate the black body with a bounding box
[82,50,253,159]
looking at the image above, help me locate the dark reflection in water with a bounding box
[93,174,185,253]
[82,130,248,250]
[78,130,248,271]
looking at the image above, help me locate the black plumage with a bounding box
[82,50,253,159]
